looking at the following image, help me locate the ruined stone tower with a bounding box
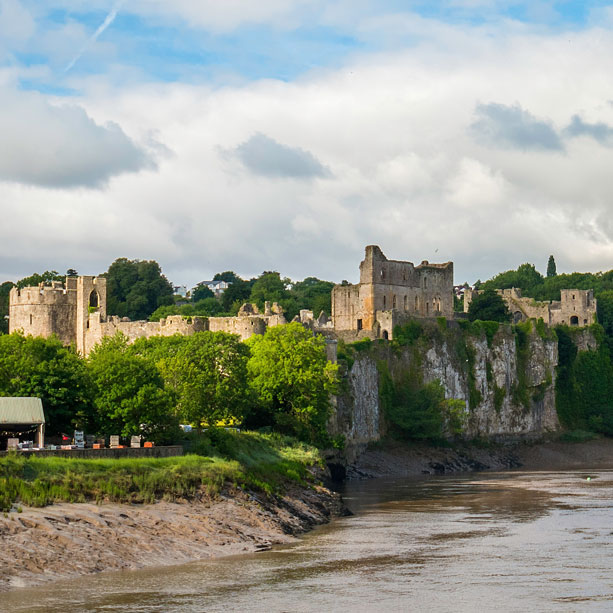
[331,245,454,339]
[9,276,107,352]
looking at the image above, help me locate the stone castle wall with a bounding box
[464,287,597,327]
[9,275,289,354]
[332,245,454,339]
[9,282,78,346]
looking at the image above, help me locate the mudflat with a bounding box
[0,483,343,592]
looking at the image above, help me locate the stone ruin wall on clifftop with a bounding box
[463,287,597,327]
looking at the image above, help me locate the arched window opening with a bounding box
[89,290,99,310]
[570,315,579,326]
[392,295,397,309]
[383,330,389,340]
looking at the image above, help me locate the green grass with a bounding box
[0,431,322,511]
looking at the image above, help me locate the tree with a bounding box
[16,270,63,289]
[482,263,544,293]
[290,277,335,316]
[0,333,93,434]
[0,281,15,334]
[467,289,511,323]
[221,277,253,312]
[191,283,215,302]
[66,269,79,277]
[104,258,174,320]
[246,323,339,443]
[213,271,242,283]
[87,334,177,442]
[136,332,251,427]
[546,255,557,278]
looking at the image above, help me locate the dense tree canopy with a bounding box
[246,322,338,443]
[0,281,14,334]
[87,334,177,442]
[467,289,511,323]
[104,258,174,321]
[191,283,215,302]
[290,277,334,317]
[0,334,92,434]
[16,270,64,289]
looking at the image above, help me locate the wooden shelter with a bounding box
[0,397,45,449]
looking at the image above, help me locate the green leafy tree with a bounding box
[132,332,251,427]
[386,379,465,441]
[0,333,93,434]
[467,289,511,323]
[221,277,253,312]
[191,283,215,302]
[87,334,178,442]
[104,258,174,320]
[16,270,64,289]
[66,269,79,277]
[546,255,557,278]
[0,281,15,334]
[290,277,335,316]
[246,323,339,444]
[213,271,241,283]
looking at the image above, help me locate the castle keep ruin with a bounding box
[331,245,454,340]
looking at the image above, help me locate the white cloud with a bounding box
[0,88,155,188]
[4,13,613,286]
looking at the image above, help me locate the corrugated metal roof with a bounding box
[0,397,45,424]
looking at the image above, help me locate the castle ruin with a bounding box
[330,245,454,340]
[9,277,286,355]
[463,287,597,326]
[8,246,598,353]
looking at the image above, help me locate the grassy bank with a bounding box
[0,430,322,512]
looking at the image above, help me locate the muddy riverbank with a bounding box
[0,482,344,592]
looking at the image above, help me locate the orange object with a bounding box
[144,441,154,448]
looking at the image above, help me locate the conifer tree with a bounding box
[547,255,557,278]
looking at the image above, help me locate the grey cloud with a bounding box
[471,102,564,151]
[0,90,154,188]
[564,115,613,146]
[232,132,330,179]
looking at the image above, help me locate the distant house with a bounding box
[0,397,45,450]
[195,280,230,297]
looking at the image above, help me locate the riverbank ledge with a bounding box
[0,481,343,592]
[348,437,613,479]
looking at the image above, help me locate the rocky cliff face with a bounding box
[330,323,560,461]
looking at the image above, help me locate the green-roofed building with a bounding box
[0,397,45,450]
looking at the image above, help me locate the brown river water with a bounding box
[3,469,613,612]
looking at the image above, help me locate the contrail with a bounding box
[64,0,124,72]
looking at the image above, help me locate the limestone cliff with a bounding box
[330,321,560,461]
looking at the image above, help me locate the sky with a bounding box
[2,1,613,287]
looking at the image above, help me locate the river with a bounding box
[3,469,613,612]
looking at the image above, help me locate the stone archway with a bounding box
[89,290,99,310]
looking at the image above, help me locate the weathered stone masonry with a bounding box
[331,245,454,340]
[9,277,287,355]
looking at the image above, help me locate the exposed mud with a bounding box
[0,483,344,592]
